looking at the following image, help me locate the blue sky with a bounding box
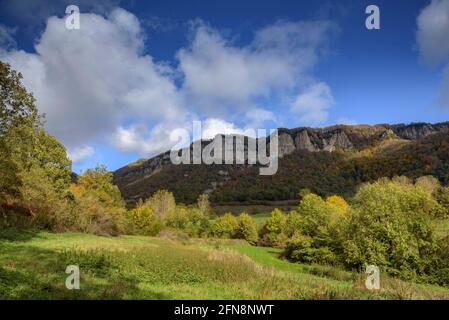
[1,0,448,173]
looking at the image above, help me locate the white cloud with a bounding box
[202,118,253,140]
[67,145,95,164]
[291,82,334,124]
[177,20,335,114]
[1,8,336,158]
[417,0,449,66]
[1,8,185,150]
[245,108,276,128]
[417,0,449,107]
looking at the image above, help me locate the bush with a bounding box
[235,213,259,244]
[127,202,161,236]
[147,190,176,219]
[211,213,238,239]
[283,193,344,265]
[341,178,441,278]
[284,233,337,265]
[70,165,127,235]
[435,186,449,218]
[415,176,440,195]
[283,210,301,237]
[263,208,286,235]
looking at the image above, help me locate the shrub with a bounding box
[341,179,441,278]
[415,176,440,195]
[283,193,343,265]
[165,206,190,230]
[283,210,301,237]
[284,233,337,265]
[197,194,212,217]
[235,213,259,244]
[263,209,286,235]
[435,186,449,218]
[127,202,161,236]
[146,190,176,219]
[70,165,127,235]
[211,213,238,239]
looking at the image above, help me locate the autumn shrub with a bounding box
[146,189,176,219]
[235,213,259,244]
[211,213,238,239]
[340,178,442,280]
[70,166,127,236]
[435,186,449,218]
[283,193,345,265]
[127,201,162,236]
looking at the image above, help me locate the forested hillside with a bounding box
[114,123,449,204]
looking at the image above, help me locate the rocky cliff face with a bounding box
[113,121,449,203]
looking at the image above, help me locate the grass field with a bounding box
[1,228,449,300]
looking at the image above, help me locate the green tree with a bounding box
[235,213,259,244]
[341,178,441,278]
[0,61,71,228]
[211,213,238,239]
[71,165,127,235]
[263,208,286,235]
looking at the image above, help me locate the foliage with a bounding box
[70,165,127,235]
[0,61,71,228]
[211,213,238,239]
[235,213,259,244]
[127,201,161,236]
[283,193,343,265]
[435,186,449,218]
[262,208,286,235]
[197,193,212,217]
[341,178,442,279]
[415,176,441,195]
[146,189,176,219]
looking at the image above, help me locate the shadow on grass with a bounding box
[0,244,172,299]
[0,227,41,242]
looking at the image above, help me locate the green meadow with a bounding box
[1,228,449,300]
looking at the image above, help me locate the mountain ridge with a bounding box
[113,121,449,204]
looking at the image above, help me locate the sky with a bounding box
[0,0,449,173]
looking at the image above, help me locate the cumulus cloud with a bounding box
[67,145,95,164]
[178,20,335,115]
[290,82,334,124]
[1,8,185,149]
[417,0,449,107]
[1,8,336,158]
[417,0,449,66]
[201,118,253,139]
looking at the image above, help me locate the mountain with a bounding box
[113,122,449,204]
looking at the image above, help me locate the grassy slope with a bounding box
[1,229,449,300]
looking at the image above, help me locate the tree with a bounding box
[70,165,127,235]
[0,61,40,136]
[415,176,440,195]
[263,208,286,235]
[435,186,449,218]
[0,61,41,200]
[341,178,441,278]
[211,213,238,238]
[128,200,161,236]
[235,213,259,244]
[197,193,212,217]
[146,190,176,219]
[0,61,72,228]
